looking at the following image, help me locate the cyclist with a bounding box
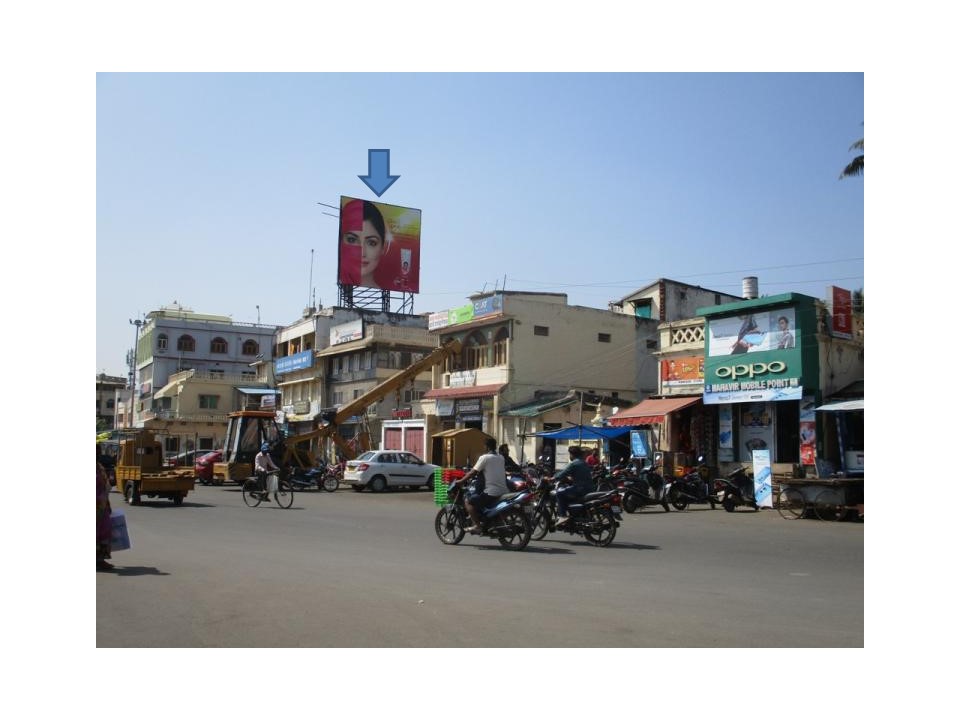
[254,443,279,501]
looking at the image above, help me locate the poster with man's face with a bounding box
[337,196,422,292]
[707,308,797,356]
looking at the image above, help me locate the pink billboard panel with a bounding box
[337,196,421,293]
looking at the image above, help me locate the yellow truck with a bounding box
[115,429,195,505]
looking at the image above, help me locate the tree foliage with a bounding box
[840,136,864,179]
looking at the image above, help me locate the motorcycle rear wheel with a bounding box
[722,496,737,512]
[435,506,465,545]
[584,509,617,547]
[622,494,639,514]
[321,474,340,492]
[495,508,531,551]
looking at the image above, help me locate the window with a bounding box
[199,395,220,409]
[209,369,224,377]
[463,331,488,370]
[353,389,363,400]
[493,327,509,366]
[646,339,658,350]
[403,389,424,403]
[598,333,611,343]
[242,370,256,379]
[177,335,196,352]
[332,391,344,405]
[242,340,259,356]
[106,398,115,409]
[211,337,228,354]
[534,325,549,336]
[158,334,168,351]
[632,301,653,319]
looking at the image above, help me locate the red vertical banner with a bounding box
[831,286,853,339]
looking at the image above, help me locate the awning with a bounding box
[816,399,864,412]
[532,425,630,440]
[606,396,701,426]
[423,383,506,400]
[236,387,277,395]
[153,383,180,400]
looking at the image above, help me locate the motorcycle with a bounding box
[715,465,759,512]
[664,456,716,511]
[525,476,622,547]
[434,478,534,551]
[620,458,670,513]
[286,465,340,492]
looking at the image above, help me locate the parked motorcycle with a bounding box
[434,478,534,550]
[665,456,716,511]
[715,465,759,512]
[620,458,670,513]
[286,465,340,492]
[525,477,622,547]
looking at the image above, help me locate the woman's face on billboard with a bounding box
[342,220,385,282]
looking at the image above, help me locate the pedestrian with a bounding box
[97,444,114,571]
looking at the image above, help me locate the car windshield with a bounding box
[355,451,377,461]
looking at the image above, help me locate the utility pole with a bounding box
[128,317,143,428]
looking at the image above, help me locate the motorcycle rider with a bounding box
[459,437,509,534]
[254,442,280,501]
[552,445,594,527]
[498,443,521,473]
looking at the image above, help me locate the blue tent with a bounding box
[532,425,629,441]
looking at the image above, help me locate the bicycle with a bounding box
[243,471,294,508]
[775,485,806,520]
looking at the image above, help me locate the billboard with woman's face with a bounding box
[337,196,421,293]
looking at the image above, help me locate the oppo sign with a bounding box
[714,360,787,380]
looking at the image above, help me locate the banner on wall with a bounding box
[751,448,773,508]
[718,405,734,462]
[661,356,704,387]
[799,396,817,466]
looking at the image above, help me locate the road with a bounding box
[96,483,863,647]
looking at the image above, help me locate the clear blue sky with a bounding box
[96,72,863,375]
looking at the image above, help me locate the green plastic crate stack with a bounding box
[433,467,448,506]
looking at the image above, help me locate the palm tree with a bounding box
[840,136,864,179]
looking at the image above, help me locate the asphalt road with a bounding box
[96,483,863,647]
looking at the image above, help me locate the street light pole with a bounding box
[128,318,143,428]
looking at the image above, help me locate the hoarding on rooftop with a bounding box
[337,196,421,293]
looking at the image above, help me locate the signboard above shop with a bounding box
[275,349,314,375]
[331,319,363,346]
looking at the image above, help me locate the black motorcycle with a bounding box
[286,465,340,492]
[715,465,759,512]
[526,477,622,547]
[434,478,534,551]
[664,457,716,511]
[620,459,670,513]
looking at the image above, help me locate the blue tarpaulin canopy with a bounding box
[532,425,630,440]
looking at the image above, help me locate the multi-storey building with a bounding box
[131,303,280,456]
[95,373,127,430]
[424,291,660,467]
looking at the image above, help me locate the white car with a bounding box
[345,450,439,492]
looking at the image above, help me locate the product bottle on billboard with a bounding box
[337,196,421,293]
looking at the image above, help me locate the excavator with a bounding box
[211,337,461,485]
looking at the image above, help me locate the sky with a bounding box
[96,72,864,376]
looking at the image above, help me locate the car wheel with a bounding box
[369,475,387,493]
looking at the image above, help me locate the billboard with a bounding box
[830,286,853,339]
[337,196,421,292]
[707,308,797,357]
[661,356,703,387]
[331,319,363,346]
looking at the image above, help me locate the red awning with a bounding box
[423,383,506,400]
[607,396,701,426]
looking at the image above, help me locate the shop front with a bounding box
[607,396,706,476]
[423,383,505,435]
[700,295,820,474]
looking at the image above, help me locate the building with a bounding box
[425,291,660,467]
[272,306,436,460]
[128,303,280,457]
[96,373,127,430]
[609,278,741,321]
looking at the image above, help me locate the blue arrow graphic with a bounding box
[358,149,400,197]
